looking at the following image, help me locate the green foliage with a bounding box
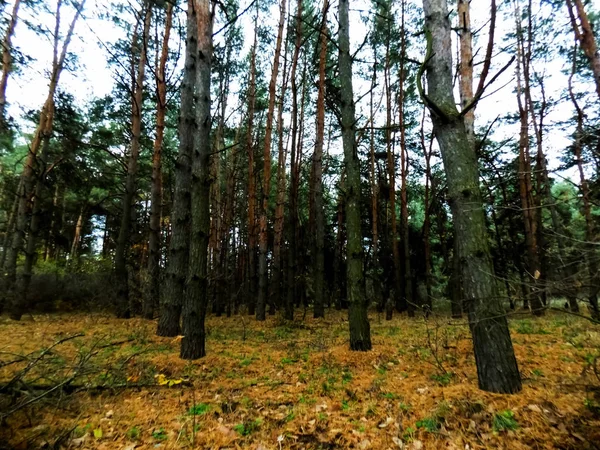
[233,419,261,436]
[188,403,211,416]
[416,417,440,433]
[493,410,518,432]
[430,372,454,386]
[126,426,141,440]
[152,428,167,441]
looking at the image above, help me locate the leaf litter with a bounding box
[0,311,599,449]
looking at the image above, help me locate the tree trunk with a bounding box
[568,45,600,320]
[246,17,258,317]
[272,38,290,314]
[514,1,543,315]
[114,4,152,319]
[0,0,21,129]
[3,0,84,320]
[157,0,196,337]
[257,0,286,321]
[339,0,371,351]
[312,0,328,319]
[566,0,600,100]
[145,3,173,320]
[180,0,213,359]
[457,0,474,141]
[422,0,521,393]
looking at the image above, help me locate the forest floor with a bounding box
[1,308,600,450]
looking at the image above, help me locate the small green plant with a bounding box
[233,419,262,436]
[126,426,141,440]
[493,410,518,432]
[152,428,168,441]
[381,392,397,400]
[402,426,416,442]
[416,417,440,433]
[188,403,211,416]
[285,412,295,422]
[584,398,600,416]
[531,368,544,378]
[342,368,353,384]
[280,356,297,365]
[341,399,350,411]
[431,372,454,386]
[399,401,412,413]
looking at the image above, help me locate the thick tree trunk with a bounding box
[422,0,521,393]
[157,0,196,337]
[145,3,173,320]
[0,178,20,270]
[257,0,286,321]
[180,0,213,359]
[114,5,152,319]
[312,0,328,319]
[339,0,371,351]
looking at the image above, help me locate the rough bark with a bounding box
[339,0,371,351]
[157,0,196,337]
[145,3,173,320]
[422,0,521,393]
[114,4,152,319]
[180,0,213,359]
[457,0,474,141]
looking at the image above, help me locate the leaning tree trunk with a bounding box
[157,0,196,337]
[180,0,213,360]
[339,0,371,351]
[114,5,152,319]
[145,3,173,320]
[421,0,521,393]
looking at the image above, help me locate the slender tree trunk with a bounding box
[514,1,543,315]
[286,0,303,321]
[421,111,433,312]
[257,0,286,320]
[457,0,474,141]
[311,0,328,319]
[422,0,521,393]
[334,174,346,311]
[3,0,84,319]
[180,0,213,359]
[0,0,21,129]
[114,4,152,319]
[145,3,173,320]
[272,39,290,313]
[157,0,196,337]
[246,17,258,316]
[568,45,600,320]
[70,205,85,261]
[566,0,600,100]
[339,0,371,351]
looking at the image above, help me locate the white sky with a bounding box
[4,0,592,181]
